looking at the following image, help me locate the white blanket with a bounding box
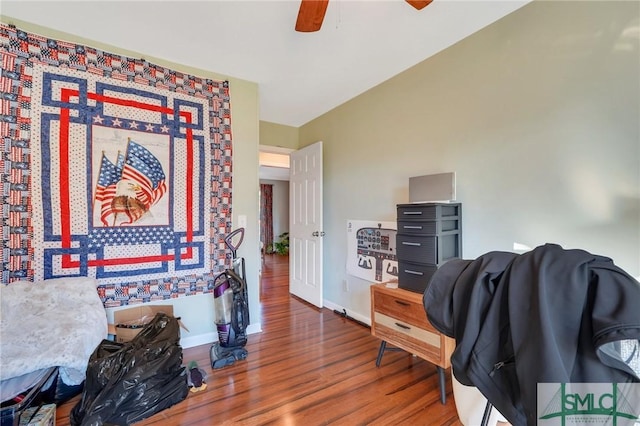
[0,277,108,389]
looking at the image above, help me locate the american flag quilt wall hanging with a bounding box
[0,24,233,307]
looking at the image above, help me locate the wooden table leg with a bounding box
[481,400,493,426]
[437,366,446,404]
[375,341,387,367]
[376,341,447,404]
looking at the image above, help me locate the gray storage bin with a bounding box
[398,261,438,293]
[397,219,460,235]
[396,202,462,293]
[397,203,460,221]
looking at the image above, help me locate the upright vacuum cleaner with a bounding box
[210,228,250,369]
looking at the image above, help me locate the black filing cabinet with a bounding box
[396,202,462,293]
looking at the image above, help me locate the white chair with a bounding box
[452,377,509,426]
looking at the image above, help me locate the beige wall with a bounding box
[10,0,637,335]
[300,0,640,321]
[0,16,262,346]
[260,121,299,151]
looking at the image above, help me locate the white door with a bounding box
[289,141,323,307]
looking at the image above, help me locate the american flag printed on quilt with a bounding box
[96,140,167,226]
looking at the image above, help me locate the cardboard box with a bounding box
[19,404,55,426]
[112,305,176,343]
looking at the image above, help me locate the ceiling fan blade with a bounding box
[295,0,329,32]
[405,0,433,10]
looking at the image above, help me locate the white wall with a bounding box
[300,0,640,323]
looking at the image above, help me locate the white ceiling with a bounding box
[2,0,530,128]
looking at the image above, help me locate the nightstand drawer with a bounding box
[370,283,455,371]
[373,287,436,332]
[374,312,440,348]
[373,314,443,365]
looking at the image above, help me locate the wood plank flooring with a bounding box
[55,255,461,425]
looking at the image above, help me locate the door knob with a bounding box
[312,231,326,237]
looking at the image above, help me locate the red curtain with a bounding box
[260,184,274,252]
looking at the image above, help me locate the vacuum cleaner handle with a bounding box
[224,228,245,255]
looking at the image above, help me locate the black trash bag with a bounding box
[70,313,189,426]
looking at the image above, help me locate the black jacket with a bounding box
[424,243,640,425]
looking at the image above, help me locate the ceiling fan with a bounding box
[295,0,433,32]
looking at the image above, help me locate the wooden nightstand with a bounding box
[370,282,455,404]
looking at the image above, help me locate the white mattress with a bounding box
[0,277,108,400]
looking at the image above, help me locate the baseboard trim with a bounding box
[323,299,371,327]
[180,322,263,349]
[247,322,263,335]
[180,332,217,349]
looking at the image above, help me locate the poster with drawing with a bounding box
[346,220,398,283]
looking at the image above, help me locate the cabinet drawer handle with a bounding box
[395,322,411,330]
[403,211,423,215]
[402,242,421,247]
[395,300,410,307]
[403,225,423,230]
[404,269,424,276]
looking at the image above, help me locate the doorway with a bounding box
[258,145,292,299]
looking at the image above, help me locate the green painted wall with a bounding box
[300,0,640,321]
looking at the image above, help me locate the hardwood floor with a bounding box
[56,255,461,425]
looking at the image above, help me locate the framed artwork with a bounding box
[346,220,398,283]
